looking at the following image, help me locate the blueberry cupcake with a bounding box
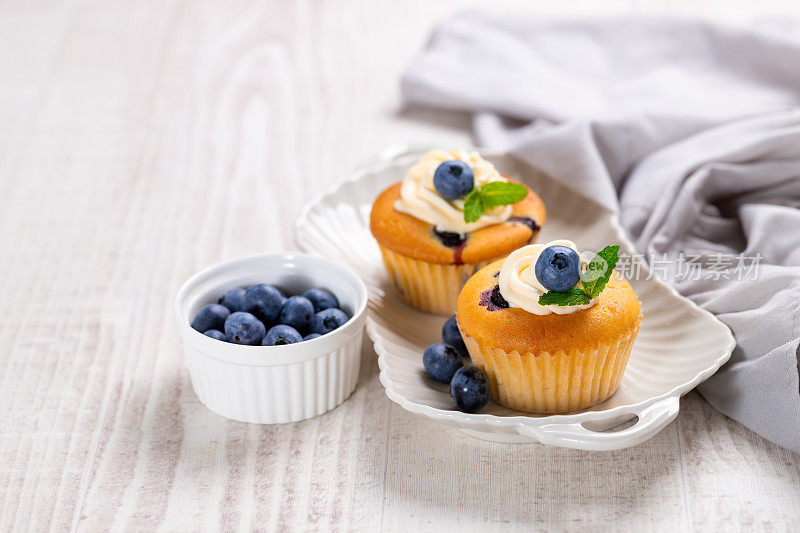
[369,149,545,315]
[456,240,641,414]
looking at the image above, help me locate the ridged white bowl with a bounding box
[294,145,735,450]
[175,253,367,424]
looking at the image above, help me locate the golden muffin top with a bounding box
[370,182,546,264]
[457,258,641,355]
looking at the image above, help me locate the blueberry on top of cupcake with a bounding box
[535,245,581,292]
[433,160,474,200]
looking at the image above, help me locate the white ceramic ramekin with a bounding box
[175,253,368,424]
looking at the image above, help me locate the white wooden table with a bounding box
[2,1,800,530]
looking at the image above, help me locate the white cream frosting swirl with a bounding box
[498,240,597,315]
[394,149,513,234]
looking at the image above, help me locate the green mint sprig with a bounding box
[581,245,620,298]
[537,245,620,306]
[463,182,528,223]
[538,286,592,306]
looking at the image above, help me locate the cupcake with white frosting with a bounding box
[456,240,641,414]
[369,149,545,315]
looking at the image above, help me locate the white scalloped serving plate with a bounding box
[293,144,735,451]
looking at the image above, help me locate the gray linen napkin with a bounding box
[402,13,800,453]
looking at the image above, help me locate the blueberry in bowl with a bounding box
[309,308,349,335]
[279,296,315,332]
[303,288,339,313]
[263,324,303,346]
[191,304,230,333]
[175,252,368,424]
[203,329,227,341]
[243,284,284,323]
[190,284,351,346]
[218,288,246,313]
[224,312,266,345]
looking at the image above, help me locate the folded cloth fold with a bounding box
[402,12,800,453]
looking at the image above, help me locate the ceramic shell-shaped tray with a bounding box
[294,145,735,451]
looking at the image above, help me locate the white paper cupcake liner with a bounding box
[461,315,642,414]
[378,245,489,315]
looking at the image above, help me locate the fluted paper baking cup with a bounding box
[461,316,642,414]
[378,245,489,315]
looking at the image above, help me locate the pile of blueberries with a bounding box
[191,284,348,346]
[423,316,491,413]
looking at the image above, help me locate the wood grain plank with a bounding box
[678,394,800,529]
[383,392,686,532]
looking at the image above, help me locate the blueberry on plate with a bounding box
[203,329,227,341]
[433,160,474,200]
[441,316,468,356]
[191,304,230,332]
[304,333,322,341]
[224,312,266,345]
[303,288,339,313]
[535,245,581,293]
[423,343,463,383]
[450,365,490,413]
[279,296,315,331]
[309,308,348,335]
[263,324,303,346]
[243,284,284,323]
[218,288,246,313]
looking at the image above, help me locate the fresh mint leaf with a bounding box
[479,182,528,209]
[538,286,592,306]
[580,245,620,299]
[461,181,527,223]
[463,189,484,223]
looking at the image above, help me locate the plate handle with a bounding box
[517,396,680,451]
